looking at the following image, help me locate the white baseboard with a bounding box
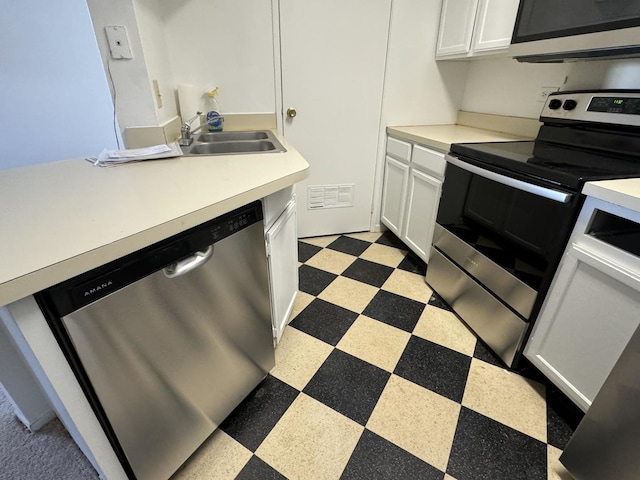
[23,408,57,432]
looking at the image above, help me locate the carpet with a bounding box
[0,386,97,479]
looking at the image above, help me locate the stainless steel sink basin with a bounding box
[196,131,269,142]
[188,141,280,155]
[181,130,286,157]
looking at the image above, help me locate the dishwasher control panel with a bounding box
[39,201,264,316]
[210,208,260,242]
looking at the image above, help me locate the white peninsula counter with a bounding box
[0,136,308,306]
[0,135,309,480]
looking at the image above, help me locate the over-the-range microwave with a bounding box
[509,0,640,63]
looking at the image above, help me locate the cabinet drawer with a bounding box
[386,137,412,163]
[411,145,446,178]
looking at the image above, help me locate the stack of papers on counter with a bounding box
[89,142,183,167]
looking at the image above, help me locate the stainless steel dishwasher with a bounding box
[36,201,274,480]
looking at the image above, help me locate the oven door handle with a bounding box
[446,154,574,203]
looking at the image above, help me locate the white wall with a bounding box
[160,0,277,115]
[564,59,640,90]
[461,57,640,119]
[370,0,468,231]
[88,0,276,128]
[461,57,571,119]
[0,0,118,170]
[131,0,179,124]
[382,0,468,126]
[86,0,159,128]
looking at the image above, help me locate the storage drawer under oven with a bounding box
[427,247,529,367]
[432,223,537,319]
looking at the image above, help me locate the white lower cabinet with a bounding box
[525,197,640,411]
[403,168,442,261]
[381,137,445,263]
[381,155,410,237]
[264,190,298,344]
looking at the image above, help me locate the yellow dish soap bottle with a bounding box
[205,87,223,132]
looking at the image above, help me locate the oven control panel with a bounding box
[540,91,640,127]
[587,96,640,115]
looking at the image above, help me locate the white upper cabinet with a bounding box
[471,0,520,53]
[436,0,479,57]
[436,0,520,59]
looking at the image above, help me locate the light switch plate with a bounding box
[105,25,133,60]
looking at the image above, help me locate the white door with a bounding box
[279,0,391,237]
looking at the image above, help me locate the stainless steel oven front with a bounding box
[426,154,582,367]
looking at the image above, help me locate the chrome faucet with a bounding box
[179,112,202,146]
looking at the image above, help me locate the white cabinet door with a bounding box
[525,244,640,411]
[471,0,520,53]
[381,156,410,237]
[436,0,479,57]
[403,169,442,263]
[265,200,298,343]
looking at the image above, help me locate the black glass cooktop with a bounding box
[450,125,640,191]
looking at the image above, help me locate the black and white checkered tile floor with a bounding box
[172,231,581,480]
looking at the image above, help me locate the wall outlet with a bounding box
[539,86,560,103]
[105,25,133,60]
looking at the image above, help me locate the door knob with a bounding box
[286,108,297,118]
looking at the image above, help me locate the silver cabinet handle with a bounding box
[164,245,214,278]
[446,154,574,204]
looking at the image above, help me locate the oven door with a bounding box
[426,154,581,366]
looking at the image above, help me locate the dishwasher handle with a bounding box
[164,245,214,279]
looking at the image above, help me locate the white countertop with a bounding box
[386,124,531,152]
[387,122,640,213]
[0,135,309,306]
[583,179,640,213]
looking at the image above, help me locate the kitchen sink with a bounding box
[196,131,269,142]
[187,140,281,155]
[181,130,286,156]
